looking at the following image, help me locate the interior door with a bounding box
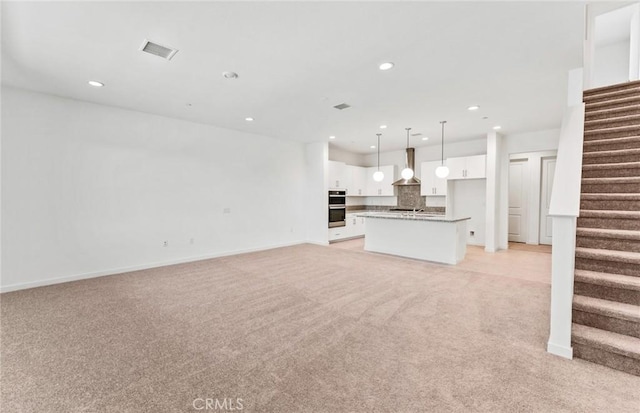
[539,157,556,245]
[509,159,528,243]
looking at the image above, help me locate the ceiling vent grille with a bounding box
[140,39,178,60]
[333,103,351,110]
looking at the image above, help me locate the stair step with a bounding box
[582,148,640,164]
[584,79,640,97]
[580,176,640,194]
[572,295,640,338]
[572,324,640,360]
[572,324,640,376]
[582,193,640,201]
[577,210,640,230]
[575,269,640,306]
[576,228,640,253]
[576,227,640,241]
[582,161,640,178]
[586,95,640,112]
[573,295,640,323]
[584,124,640,139]
[581,176,640,185]
[580,209,640,216]
[585,105,640,121]
[584,113,640,131]
[584,86,640,103]
[583,136,640,152]
[575,269,640,291]
[575,245,640,263]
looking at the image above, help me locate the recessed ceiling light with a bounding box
[88,80,104,87]
[379,62,394,71]
[467,105,480,111]
[245,117,254,122]
[422,137,429,141]
[223,72,239,79]
[493,125,502,130]
[329,136,336,140]
[379,125,387,129]
[370,145,376,149]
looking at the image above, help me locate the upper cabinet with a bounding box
[366,165,395,196]
[420,160,448,196]
[328,161,347,189]
[329,161,395,195]
[349,166,367,196]
[446,155,486,180]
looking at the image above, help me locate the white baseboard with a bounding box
[547,341,573,359]
[0,240,306,293]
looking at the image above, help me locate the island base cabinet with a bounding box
[364,218,467,264]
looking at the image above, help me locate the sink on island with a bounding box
[356,212,471,265]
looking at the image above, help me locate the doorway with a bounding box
[507,152,557,245]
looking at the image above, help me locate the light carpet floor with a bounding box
[1,243,639,412]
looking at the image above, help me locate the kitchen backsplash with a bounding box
[397,185,425,209]
[346,185,444,214]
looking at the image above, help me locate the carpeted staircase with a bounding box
[572,80,640,376]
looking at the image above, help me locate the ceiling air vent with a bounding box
[333,103,351,110]
[140,39,179,60]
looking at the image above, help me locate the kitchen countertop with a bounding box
[356,211,470,223]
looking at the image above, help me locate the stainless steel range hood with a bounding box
[392,147,421,186]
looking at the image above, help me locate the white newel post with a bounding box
[547,216,577,359]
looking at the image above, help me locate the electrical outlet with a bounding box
[469,231,475,237]
[163,240,168,247]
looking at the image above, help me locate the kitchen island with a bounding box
[356,212,471,264]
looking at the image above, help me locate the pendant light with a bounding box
[373,133,384,182]
[400,127,414,180]
[435,121,450,178]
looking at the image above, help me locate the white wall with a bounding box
[1,87,310,291]
[328,146,367,166]
[594,40,631,87]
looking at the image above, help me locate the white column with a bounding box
[305,142,329,245]
[485,131,502,253]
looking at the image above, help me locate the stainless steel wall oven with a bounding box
[328,190,346,228]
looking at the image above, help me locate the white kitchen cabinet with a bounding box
[446,155,486,180]
[329,213,365,242]
[348,166,367,196]
[328,161,347,189]
[347,213,366,237]
[366,165,395,196]
[328,225,351,241]
[420,160,448,196]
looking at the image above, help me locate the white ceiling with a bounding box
[2,1,586,154]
